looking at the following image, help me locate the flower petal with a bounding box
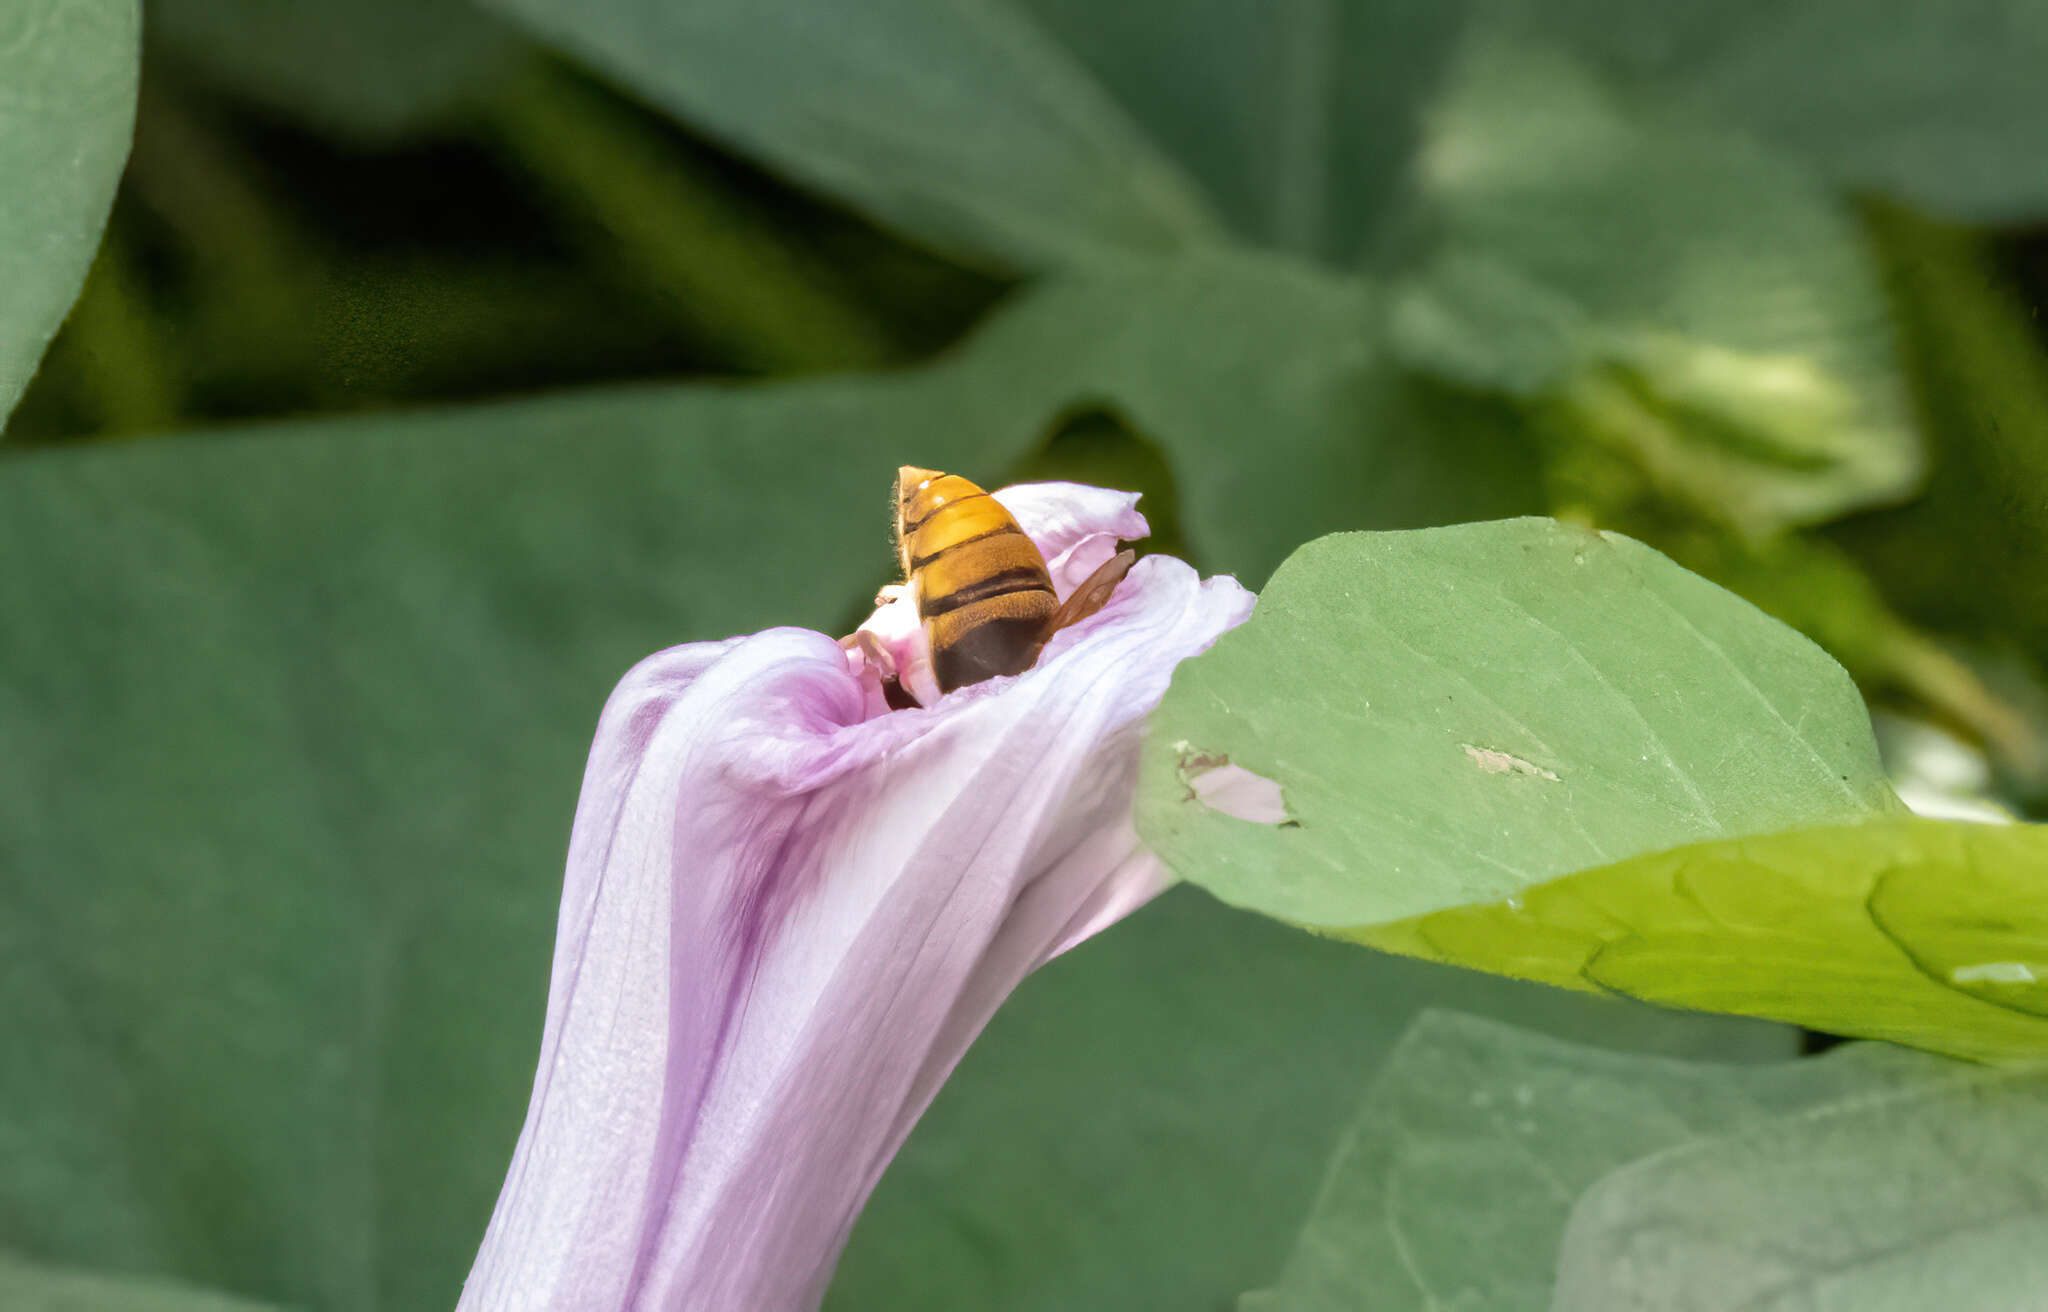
[850,584,932,708]
[990,480,1148,597]
[462,552,1251,1310]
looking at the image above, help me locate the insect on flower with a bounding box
[894,467,1136,695]
[851,468,1138,709]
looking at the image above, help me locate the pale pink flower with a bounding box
[459,481,1253,1310]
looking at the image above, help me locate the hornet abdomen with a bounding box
[895,466,1060,693]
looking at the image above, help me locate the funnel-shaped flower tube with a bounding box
[460,483,1253,1310]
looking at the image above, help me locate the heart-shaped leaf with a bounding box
[1140,521,2048,1059]
[1139,519,1897,927]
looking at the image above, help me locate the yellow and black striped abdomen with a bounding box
[896,466,1058,692]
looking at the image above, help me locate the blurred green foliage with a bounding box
[1244,1011,1968,1311]
[6,0,2048,1309]
[1551,1055,2048,1309]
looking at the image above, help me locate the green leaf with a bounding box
[967,254,1382,582]
[1524,0,2048,223]
[1683,1,2048,223]
[1243,1010,1957,1312]
[473,0,2048,273]
[1642,528,2037,789]
[971,255,1542,583]
[1553,1061,2048,1309]
[476,0,1227,273]
[802,249,1532,585]
[0,0,138,427]
[148,0,521,144]
[674,246,1530,588]
[1388,32,1918,530]
[468,0,1959,549]
[1362,818,2048,1061]
[833,895,1791,1312]
[1139,519,1897,926]
[471,0,1491,270]
[1137,521,2048,1059]
[1008,0,1465,262]
[0,1253,283,1312]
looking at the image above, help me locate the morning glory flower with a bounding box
[459,481,1253,1310]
